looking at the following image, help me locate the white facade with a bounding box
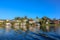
[37,23,40,30]
[5,23,11,32]
[21,22,27,31]
[14,23,20,29]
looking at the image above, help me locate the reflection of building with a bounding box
[13,20,21,30]
[5,20,12,31]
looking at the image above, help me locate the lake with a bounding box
[0,26,60,40]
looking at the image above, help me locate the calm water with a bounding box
[0,27,60,40]
[55,26,60,35]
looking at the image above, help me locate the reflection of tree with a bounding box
[41,16,50,32]
[0,22,4,28]
[41,16,46,32]
[11,21,15,29]
[23,20,29,37]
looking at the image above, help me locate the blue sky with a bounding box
[0,0,60,19]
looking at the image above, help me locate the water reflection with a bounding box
[0,26,60,40]
[55,26,60,35]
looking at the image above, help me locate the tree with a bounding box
[14,17,21,20]
[24,16,28,19]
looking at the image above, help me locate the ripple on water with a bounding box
[0,29,24,40]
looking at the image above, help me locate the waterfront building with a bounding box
[59,19,60,24]
[53,20,59,28]
[36,23,40,30]
[14,20,21,30]
[22,18,28,31]
[46,20,50,32]
[29,18,36,31]
[5,20,12,32]
[29,18,35,25]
